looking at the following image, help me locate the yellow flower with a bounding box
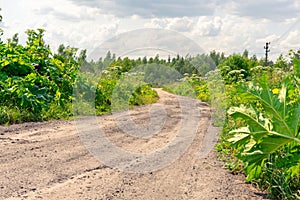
[272,88,280,95]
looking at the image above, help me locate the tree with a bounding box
[78,49,87,64]
[121,57,132,72]
[55,44,78,63]
[191,54,216,76]
[148,57,154,64]
[102,51,115,68]
[7,33,19,48]
[135,57,142,66]
[154,54,160,64]
[274,54,289,71]
[25,29,54,74]
[209,50,225,66]
[218,54,250,83]
[142,56,147,64]
[248,54,259,68]
[242,49,249,58]
[250,54,257,62]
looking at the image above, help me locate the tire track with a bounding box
[0,89,267,200]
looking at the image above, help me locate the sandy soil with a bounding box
[0,89,268,200]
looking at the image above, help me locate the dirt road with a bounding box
[0,89,267,199]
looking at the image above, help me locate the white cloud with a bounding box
[43,18,120,52]
[2,0,120,53]
[2,0,300,61]
[67,0,300,21]
[193,16,222,36]
[145,17,195,32]
[229,0,300,21]
[68,0,218,18]
[256,35,280,45]
[166,17,195,32]
[279,31,300,49]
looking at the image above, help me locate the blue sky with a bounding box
[1,0,300,60]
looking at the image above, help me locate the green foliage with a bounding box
[0,29,164,123]
[195,82,210,102]
[95,75,117,114]
[130,84,158,105]
[2,26,300,199]
[226,65,300,199]
[0,29,79,124]
[76,62,159,116]
[218,54,251,83]
[274,54,290,71]
[163,74,202,100]
[250,66,288,88]
[140,63,182,86]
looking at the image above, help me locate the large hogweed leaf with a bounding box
[228,79,300,181]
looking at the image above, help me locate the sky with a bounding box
[1,0,300,61]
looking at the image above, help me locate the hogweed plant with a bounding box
[227,64,300,199]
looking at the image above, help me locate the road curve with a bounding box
[0,89,266,200]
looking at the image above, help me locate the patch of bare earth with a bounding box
[0,89,267,200]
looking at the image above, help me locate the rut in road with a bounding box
[0,89,267,200]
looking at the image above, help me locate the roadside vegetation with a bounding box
[1,27,299,199]
[0,30,158,124]
[215,53,300,200]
